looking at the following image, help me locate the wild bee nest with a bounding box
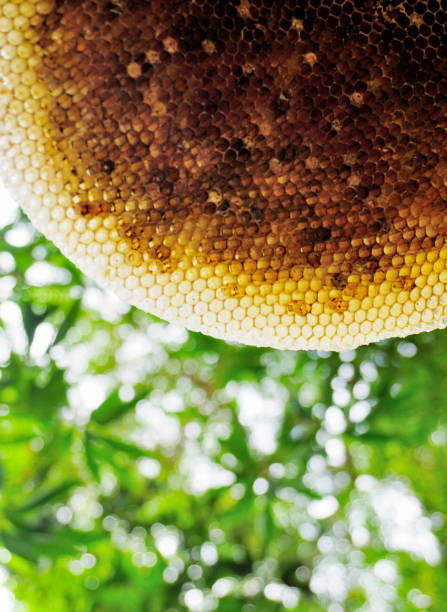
[1,0,447,349]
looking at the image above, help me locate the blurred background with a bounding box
[1,182,447,611]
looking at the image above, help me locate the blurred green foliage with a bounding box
[1,207,447,611]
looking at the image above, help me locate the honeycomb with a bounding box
[0,0,447,350]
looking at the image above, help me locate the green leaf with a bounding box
[91,388,148,425]
[54,528,106,545]
[220,495,254,527]
[343,431,396,444]
[4,510,37,531]
[52,298,81,345]
[21,302,57,345]
[2,531,38,562]
[0,433,36,444]
[0,459,4,491]
[3,530,80,560]
[264,501,275,552]
[97,585,146,611]
[85,433,101,482]
[219,409,253,471]
[93,433,152,458]
[14,479,80,513]
[27,365,68,417]
[92,443,141,490]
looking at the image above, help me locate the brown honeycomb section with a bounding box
[0,0,447,349]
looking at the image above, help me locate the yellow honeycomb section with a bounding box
[0,0,447,350]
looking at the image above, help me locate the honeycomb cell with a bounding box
[0,0,447,350]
